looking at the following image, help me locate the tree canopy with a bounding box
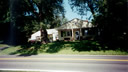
[69,0,127,50]
[0,0,10,43]
[0,0,65,45]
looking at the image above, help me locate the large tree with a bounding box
[8,0,38,45]
[0,0,10,43]
[94,0,127,50]
[0,0,65,45]
[23,0,65,44]
[69,0,127,50]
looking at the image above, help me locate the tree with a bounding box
[49,17,68,28]
[8,0,38,45]
[0,0,10,43]
[69,0,127,50]
[68,0,102,40]
[25,0,65,44]
[68,0,101,17]
[0,0,65,45]
[93,0,127,50]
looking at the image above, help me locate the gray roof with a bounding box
[57,18,94,30]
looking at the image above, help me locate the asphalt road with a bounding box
[0,55,128,72]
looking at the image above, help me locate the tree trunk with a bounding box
[40,28,49,44]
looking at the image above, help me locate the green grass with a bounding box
[0,45,20,55]
[0,41,128,55]
[0,44,9,47]
[39,48,128,55]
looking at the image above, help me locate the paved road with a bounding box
[0,55,128,72]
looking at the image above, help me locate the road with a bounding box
[0,55,128,72]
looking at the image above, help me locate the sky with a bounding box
[25,0,93,21]
[63,0,93,21]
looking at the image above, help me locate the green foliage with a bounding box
[69,0,127,50]
[93,0,127,49]
[0,0,10,42]
[0,0,10,23]
[31,0,65,22]
[0,0,65,45]
[48,17,68,28]
[68,0,101,17]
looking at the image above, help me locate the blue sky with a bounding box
[63,0,93,21]
[25,0,93,21]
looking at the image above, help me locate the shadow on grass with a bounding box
[0,47,10,51]
[45,41,64,53]
[9,40,128,56]
[43,41,75,53]
[71,40,128,53]
[10,42,41,56]
[42,40,128,53]
[71,40,104,52]
[40,40,103,53]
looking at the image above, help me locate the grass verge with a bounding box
[0,41,128,55]
[0,44,9,47]
[0,46,20,55]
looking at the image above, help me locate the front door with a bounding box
[75,31,79,40]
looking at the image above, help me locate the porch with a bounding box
[57,28,96,41]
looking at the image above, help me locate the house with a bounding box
[56,18,96,41]
[29,18,96,42]
[28,29,58,42]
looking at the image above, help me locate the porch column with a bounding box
[72,28,74,41]
[79,28,82,40]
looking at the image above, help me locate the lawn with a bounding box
[0,44,9,47]
[0,41,127,55]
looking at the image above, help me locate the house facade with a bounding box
[29,29,58,42]
[29,18,96,42]
[56,18,96,41]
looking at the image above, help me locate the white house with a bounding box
[46,29,58,41]
[29,29,58,42]
[29,18,95,42]
[56,18,95,41]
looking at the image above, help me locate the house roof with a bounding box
[56,18,94,30]
[31,29,58,38]
[46,29,58,34]
[29,29,58,40]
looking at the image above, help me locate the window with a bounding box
[67,31,72,36]
[61,31,66,37]
[85,30,88,35]
[61,30,72,37]
[61,31,63,37]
